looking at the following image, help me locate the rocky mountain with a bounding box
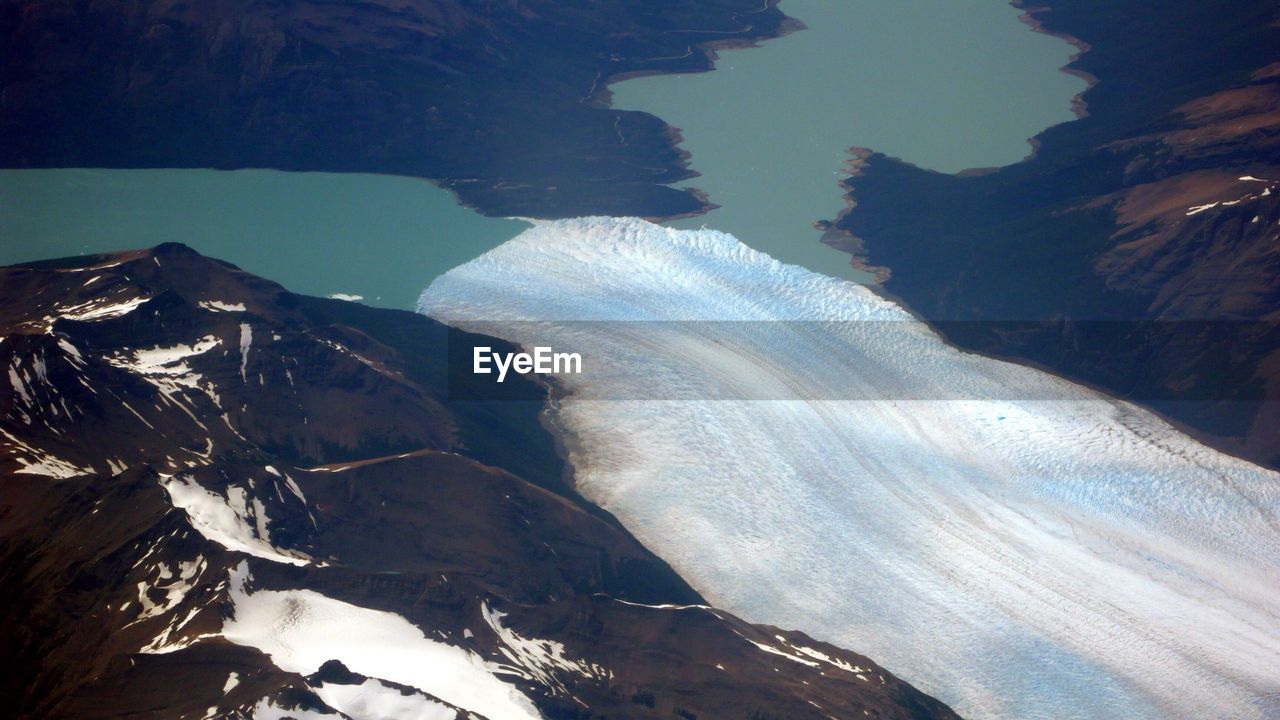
[0,245,958,720]
[0,0,791,219]
[824,0,1280,468]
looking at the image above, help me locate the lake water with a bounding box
[609,0,1086,281]
[0,168,527,310]
[1,1,1084,300]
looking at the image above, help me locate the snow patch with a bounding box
[130,556,206,626]
[58,294,150,321]
[482,602,611,694]
[2,427,92,478]
[239,323,253,382]
[313,679,456,720]
[56,338,84,365]
[105,336,224,427]
[160,474,310,566]
[223,563,543,720]
[10,448,90,477]
[250,696,339,720]
[200,300,247,313]
[111,336,222,376]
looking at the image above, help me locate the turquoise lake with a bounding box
[0,168,527,310]
[1,1,1084,303]
[609,0,1086,280]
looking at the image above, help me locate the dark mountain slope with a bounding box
[825,0,1280,468]
[0,0,792,219]
[0,246,959,720]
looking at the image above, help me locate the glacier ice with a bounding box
[420,217,1280,720]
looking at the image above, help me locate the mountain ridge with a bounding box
[0,244,959,720]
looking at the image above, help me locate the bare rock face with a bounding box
[0,246,959,720]
[828,0,1280,468]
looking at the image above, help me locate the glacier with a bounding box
[420,217,1280,720]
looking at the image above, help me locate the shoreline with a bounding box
[819,1,1280,471]
[3,1,796,226]
[594,6,805,104]
[815,147,893,285]
[594,2,806,222]
[1011,1,1100,121]
[3,163,514,224]
[821,0,1105,278]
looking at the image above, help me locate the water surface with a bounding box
[610,0,1087,280]
[2,2,1086,299]
[0,168,526,309]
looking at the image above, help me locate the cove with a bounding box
[0,168,527,310]
[608,0,1087,281]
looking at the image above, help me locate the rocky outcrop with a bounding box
[827,0,1280,468]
